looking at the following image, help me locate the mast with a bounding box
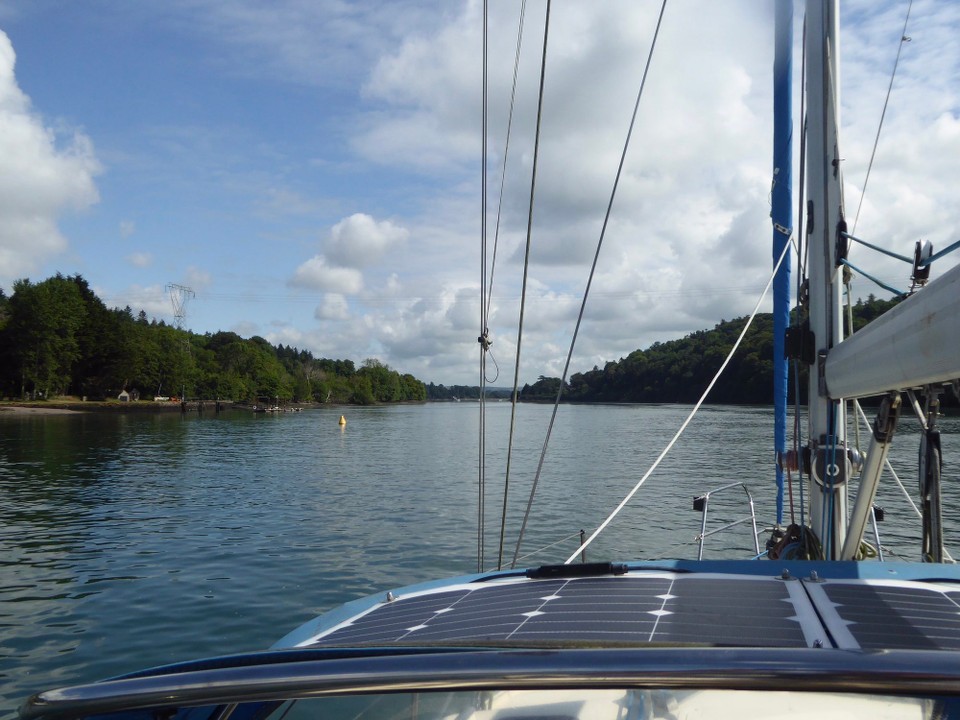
[771,0,793,527]
[804,0,848,558]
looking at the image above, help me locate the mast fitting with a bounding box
[808,436,863,489]
[835,218,849,267]
[911,240,932,289]
[785,323,815,364]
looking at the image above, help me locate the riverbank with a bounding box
[0,399,237,415]
[0,405,84,415]
[0,398,429,415]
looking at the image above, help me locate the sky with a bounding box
[0,1,957,387]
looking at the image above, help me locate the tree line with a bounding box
[520,295,902,404]
[425,383,512,400]
[0,274,426,405]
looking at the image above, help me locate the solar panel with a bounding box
[654,577,808,647]
[813,581,960,650]
[307,573,812,648]
[302,571,960,652]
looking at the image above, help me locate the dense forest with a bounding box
[0,274,426,404]
[520,296,901,404]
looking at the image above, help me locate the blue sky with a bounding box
[0,1,957,386]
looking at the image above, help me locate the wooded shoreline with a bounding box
[0,400,237,415]
[0,398,431,415]
[0,274,427,405]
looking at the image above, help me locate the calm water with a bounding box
[1,402,958,716]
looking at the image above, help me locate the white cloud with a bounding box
[165,0,447,89]
[119,220,136,238]
[255,186,320,218]
[326,213,408,268]
[105,284,170,320]
[184,266,213,292]
[265,324,305,348]
[385,273,402,293]
[126,252,153,268]
[0,30,101,288]
[231,320,261,339]
[248,2,959,384]
[333,2,956,384]
[289,255,363,294]
[355,3,480,171]
[368,283,479,378]
[315,292,350,320]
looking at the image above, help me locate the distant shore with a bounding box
[0,399,439,415]
[0,399,238,415]
[0,404,84,416]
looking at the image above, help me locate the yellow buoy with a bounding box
[338,415,346,426]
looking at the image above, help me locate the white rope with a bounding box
[564,237,794,564]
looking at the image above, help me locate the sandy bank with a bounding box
[0,405,85,416]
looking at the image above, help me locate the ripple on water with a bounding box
[1,404,957,716]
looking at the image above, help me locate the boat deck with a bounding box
[292,564,960,652]
[24,562,960,720]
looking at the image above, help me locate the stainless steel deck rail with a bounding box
[21,646,960,720]
[692,482,760,560]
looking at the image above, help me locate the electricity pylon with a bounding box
[166,283,195,330]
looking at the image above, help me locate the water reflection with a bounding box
[0,404,957,717]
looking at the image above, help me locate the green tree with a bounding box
[5,276,87,397]
[67,275,135,398]
[292,371,312,402]
[350,374,376,405]
[0,273,432,405]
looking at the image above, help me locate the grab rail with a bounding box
[22,647,960,720]
[692,482,760,560]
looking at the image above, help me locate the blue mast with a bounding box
[772,0,793,525]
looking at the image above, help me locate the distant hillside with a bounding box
[520,295,901,404]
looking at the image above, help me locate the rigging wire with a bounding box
[918,238,960,268]
[790,16,809,529]
[513,531,583,564]
[479,0,526,572]
[497,0,552,571]
[480,0,489,348]
[839,258,905,296]
[477,0,489,574]
[510,0,670,570]
[851,0,914,236]
[565,237,795,565]
[485,0,529,350]
[843,232,913,264]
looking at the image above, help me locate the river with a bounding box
[2,402,958,716]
